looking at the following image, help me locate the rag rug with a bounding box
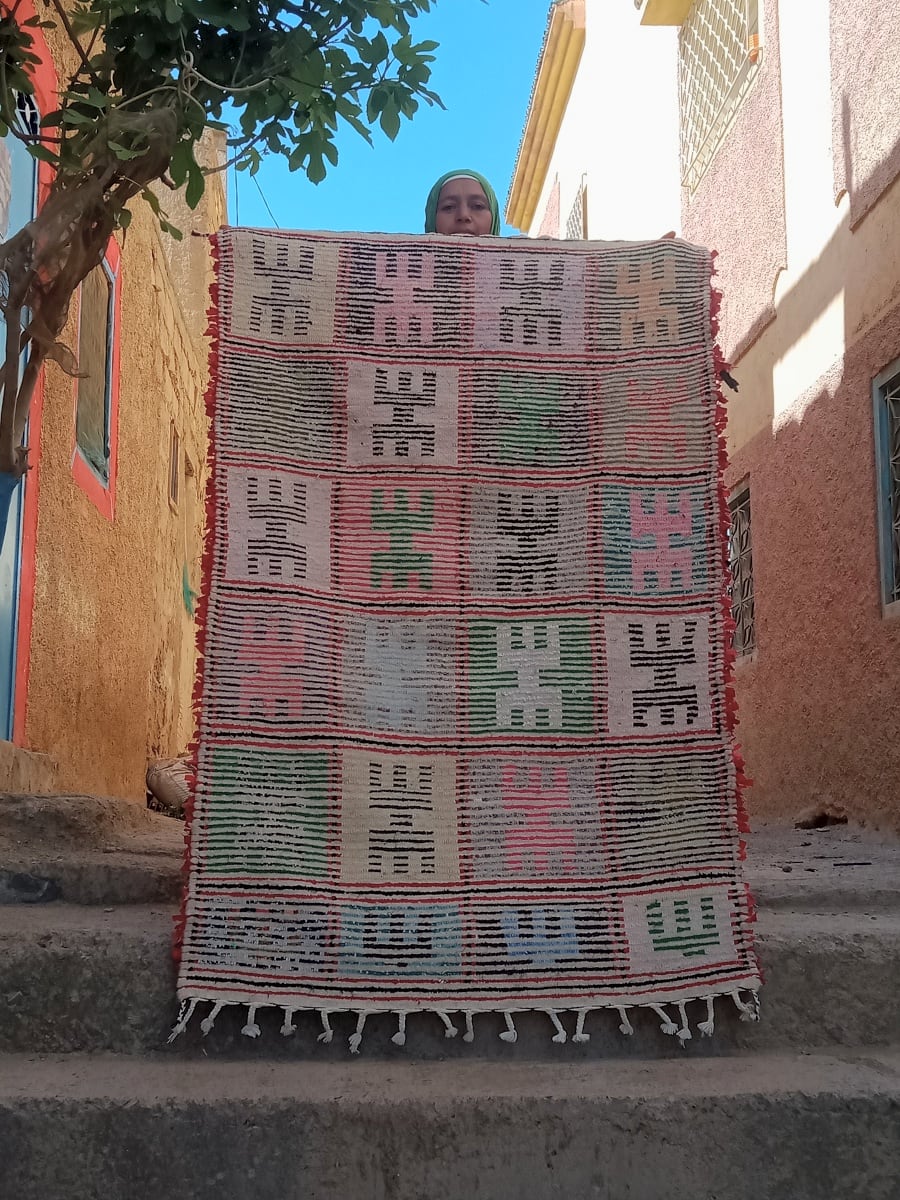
[173,228,761,1049]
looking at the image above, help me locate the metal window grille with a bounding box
[875,368,900,606]
[678,0,759,191]
[565,183,587,240]
[728,487,756,655]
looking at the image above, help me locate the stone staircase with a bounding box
[1,797,898,1199]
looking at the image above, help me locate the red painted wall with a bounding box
[681,0,900,829]
[726,303,900,828]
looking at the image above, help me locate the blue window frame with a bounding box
[0,93,40,740]
[873,360,900,611]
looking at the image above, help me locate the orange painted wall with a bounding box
[11,7,224,799]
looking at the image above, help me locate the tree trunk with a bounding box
[0,108,178,497]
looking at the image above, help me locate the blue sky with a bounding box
[229,0,550,235]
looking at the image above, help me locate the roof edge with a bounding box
[505,0,586,233]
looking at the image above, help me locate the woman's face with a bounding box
[434,177,493,235]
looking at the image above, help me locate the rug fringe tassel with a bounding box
[548,1010,567,1044]
[167,998,198,1044]
[573,1009,590,1043]
[731,989,759,1022]
[241,1005,261,1039]
[651,1004,679,1036]
[318,1010,333,1044]
[200,1001,224,1036]
[675,1002,692,1046]
[698,996,716,1038]
[167,992,760,1046]
[349,1011,368,1054]
[436,1011,458,1039]
[499,1011,517,1044]
[392,1011,407,1047]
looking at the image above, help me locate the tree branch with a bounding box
[46,0,102,86]
[0,284,24,475]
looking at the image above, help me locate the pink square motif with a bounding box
[336,478,461,598]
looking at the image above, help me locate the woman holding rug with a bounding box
[424,169,501,236]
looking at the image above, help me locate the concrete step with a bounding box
[1,903,898,1057]
[0,794,182,906]
[1,1048,898,1199]
[4,816,899,911]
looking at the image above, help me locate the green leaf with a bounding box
[169,140,192,188]
[64,108,104,127]
[141,187,163,216]
[366,85,387,122]
[108,141,144,160]
[185,161,205,209]
[379,99,401,141]
[307,152,326,185]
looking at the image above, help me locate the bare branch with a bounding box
[0,283,24,475]
[46,0,102,86]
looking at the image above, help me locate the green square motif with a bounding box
[467,618,595,735]
[203,748,332,878]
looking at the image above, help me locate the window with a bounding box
[874,362,900,611]
[565,180,588,240]
[168,423,181,509]
[678,0,760,191]
[0,93,41,742]
[72,237,121,518]
[76,258,116,480]
[728,485,756,655]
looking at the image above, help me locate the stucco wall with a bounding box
[830,0,900,227]
[659,0,900,829]
[18,14,224,799]
[712,0,900,831]
[681,0,787,363]
[727,298,900,831]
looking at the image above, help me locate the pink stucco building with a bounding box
[510,0,900,830]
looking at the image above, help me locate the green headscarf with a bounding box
[424,169,501,235]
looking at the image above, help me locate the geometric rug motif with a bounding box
[174,229,760,1049]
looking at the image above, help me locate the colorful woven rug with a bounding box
[172,228,760,1049]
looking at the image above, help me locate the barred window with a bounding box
[874,363,900,608]
[565,181,587,240]
[679,0,760,191]
[728,486,756,655]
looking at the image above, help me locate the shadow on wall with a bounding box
[724,118,900,832]
[729,109,900,445]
